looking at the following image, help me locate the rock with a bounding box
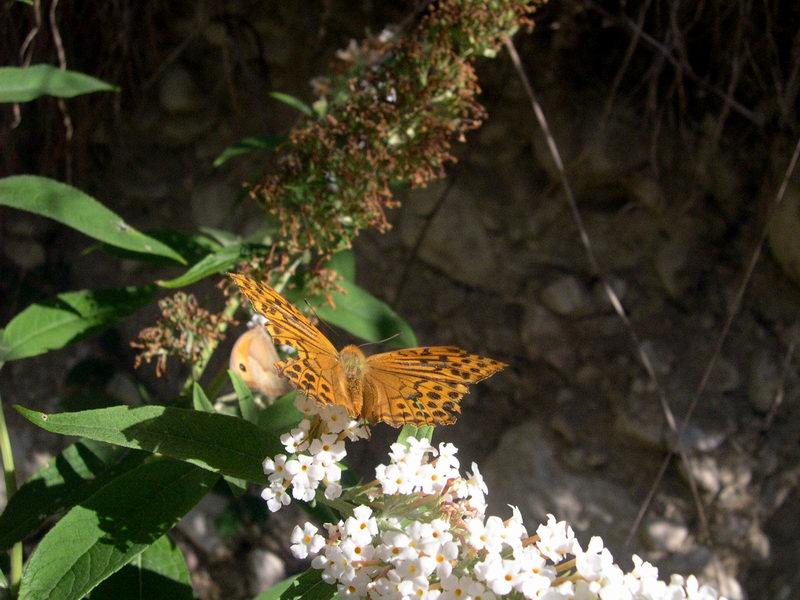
[681,455,722,495]
[434,285,466,317]
[640,340,675,376]
[105,371,142,405]
[191,179,238,228]
[3,237,45,270]
[158,111,217,147]
[704,357,740,393]
[654,218,705,298]
[643,518,691,553]
[159,67,204,114]
[593,276,628,310]
[768,181,800,287]
[182,494,230,559]
[248,549,286,595]
[748,349,780,413]
[540,276,593,317]
[521,304,575,372]
[483,420,639,555]
[398,188,498,289]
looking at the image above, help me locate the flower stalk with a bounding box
[0,393,22,597]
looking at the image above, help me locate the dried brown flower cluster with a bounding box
[251,0,539,265]
[132,292,237,377]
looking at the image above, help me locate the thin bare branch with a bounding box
[502,36,711,543]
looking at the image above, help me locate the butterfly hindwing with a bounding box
[364,346,507,426]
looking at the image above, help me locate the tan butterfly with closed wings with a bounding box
[229,273,507,427]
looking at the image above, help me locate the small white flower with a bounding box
[309,434,347,465]
[319,405,350,433]
[261,482,290,512]
[324,480,343,500]
[290,523,325,559]
[377,531,417,563]
[432,540,459,578]
[263,454,290,483]
[340,539,376,563]
[337,572,371,599]
[294,394,320,416]
[536,514,577,562]
[281,426,309,453]
[344,505,378,545]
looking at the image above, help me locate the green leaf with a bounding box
[16,404,278,483]
[326,249,355,282]
[0,176,185,263]
[397,424,434,446]
[157,243,243,288]
[18,459,215,600]
[269,92,313,117]
[254,569,335,600]
[213,135,285,167]
[257,391,301,435]
[89,535,193,600]
[189,384,247,494]
[0,440,146,551]
[192,382,214,413]
[0,65,118,103]
[316,279,417,348]
[229,370,258,423]
[1,286,155,361]
[97,229,221,266]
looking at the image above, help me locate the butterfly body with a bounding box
[229,273,507,427]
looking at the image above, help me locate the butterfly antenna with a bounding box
[304,299,340,341]
[359,332,401,348]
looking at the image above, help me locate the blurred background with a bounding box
[2,1,800,599]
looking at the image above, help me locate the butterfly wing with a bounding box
[229,274,346,410]
[363,346,507,426]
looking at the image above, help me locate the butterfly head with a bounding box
[339,344,368,380]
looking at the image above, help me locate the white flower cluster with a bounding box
[261,395,369,512]
[288,438,726,600]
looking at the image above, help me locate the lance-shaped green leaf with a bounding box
[325,249,356,282]
[89,535,193,600]
[156,243,244,288]
[229,369,259,423]
[213,135,285,167]
[315,278,417,349]
[0,176,185,263]
[0,440,146,551]
[0,65,118,103]
[253,569,335,600]
[0,286,155,362]
[18,458,215,600]
[269,92,313,117]
[192,382,215,413]
[16,405,278,483]
[257,391,301,435]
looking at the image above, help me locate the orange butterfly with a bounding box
[229,273,507,427]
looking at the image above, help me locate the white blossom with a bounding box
[273,436,728,600]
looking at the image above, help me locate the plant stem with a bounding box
[0,393,22,597]
[180,294,241,397]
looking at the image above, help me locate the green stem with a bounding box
[0,393,22,597]
[180,294,241,397]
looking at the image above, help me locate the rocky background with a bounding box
[2,1,800,599]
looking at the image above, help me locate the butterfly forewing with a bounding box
[364,347,507,427]
[229,274,347,411]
